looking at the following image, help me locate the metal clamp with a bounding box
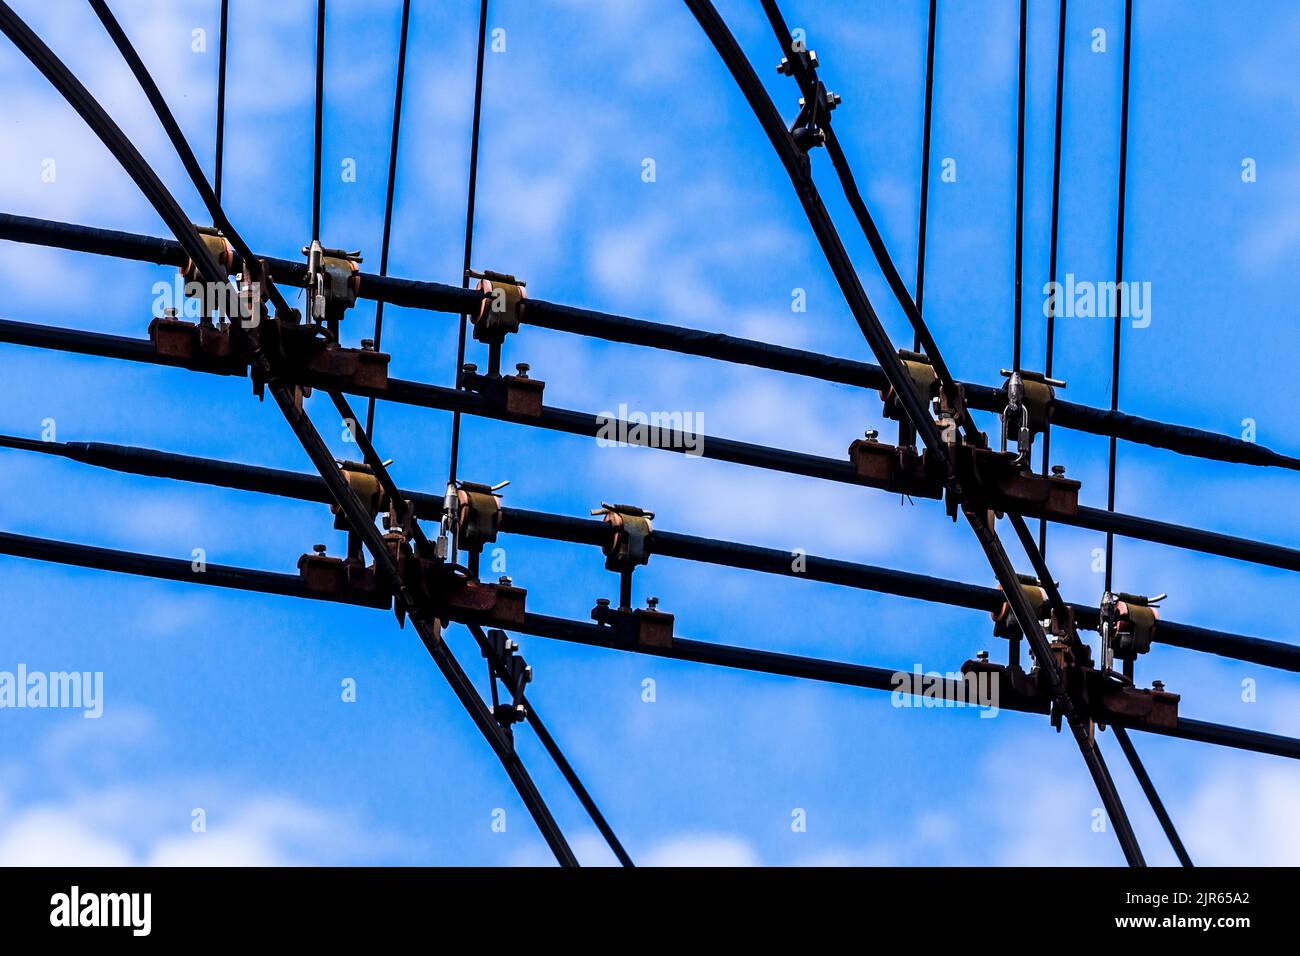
[593,503,655,611]
[881,350,939,425]
[591,596,674,650]
[594,503,653,572]
[483,628,532,729]
[1000,369,1065,463]
[471,269,526,343]
[1101,591,1164,670]
[445,479,508,578]
[303,240,362,331]
[773,49,841,152]
[847,429,943,499]
[991,574,1050,640]
[181,224,235,285]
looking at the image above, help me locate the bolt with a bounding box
[595,597,611,608]
[462,363,477,374]
[776,57,790,75]
[976,650,990,663]
[515,363,530,378]
[808,51,819,68]
[313,544,327,555]
[865,429,879,441]
[499,576,512,587]
[1152,680,1165,692]
[1052,465,1066,477]
[646,596,659,611]
[826,91,843,110]
[361,337,375,351]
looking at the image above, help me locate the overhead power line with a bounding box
[4,314,1298,580]
[2,212,1295,473]
[701,0,1145,865]
[1,527,1294,763]
[56,0,585,864]
[4,432,1296,674]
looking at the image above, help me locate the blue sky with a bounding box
[1,0,1298,865]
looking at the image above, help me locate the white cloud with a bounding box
[641,832,762,867]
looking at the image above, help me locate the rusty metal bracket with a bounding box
[264,313,390,393]
[591,596,674,650]
[459,362,545,418]
[296,543,388,607]
[955,443,1080,520]
[147,309,243,373]
[1096,678,1180,731]
[847,429,943,499]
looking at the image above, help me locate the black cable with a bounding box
[311,0,325,240]
[448,0,490,486]
[716,0,1145,866]
[52,0,577,865]
[9,313,1300,583]
[1104,0,1134,596]
[8,430,1296,672]
[1012,0,1027,371]
[1038,0,1068,556]
[8,212,1298,473]
[4,527,1296,764]
[363,0,412,440]
[214,0,229,203]
[1113,725,1193,866]
[913,0,936,352]
[466,623,634,867]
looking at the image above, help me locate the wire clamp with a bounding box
[1000,369,1064,464]
[453,479,508,576]
[302,240,362,334]
[1101,590,1164,673]
[847,429,943,499]
[592,595,674,650]
[593,503,654,609]
[459,361,545,418]
[483,628,531,730]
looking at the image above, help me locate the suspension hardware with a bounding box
[591,595,675,650]
[329,460,387,562]
[952,442,1080,520]
[180,224,235,285]
[483,627,531,729]
[1000,369,1065,464]
[467,269,527,374]
[148,307,241,370]
[262,309,390,393]
[774,48,839,152]
[991,574,1050,640]
[454,479,506,577]
[1101,590,1164,673]
[303,240,362,334]
[847,429,943,499]
[296,542,387,606]
[459,361,544,418]
[881,350,939,434]
[593,503,654,610]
